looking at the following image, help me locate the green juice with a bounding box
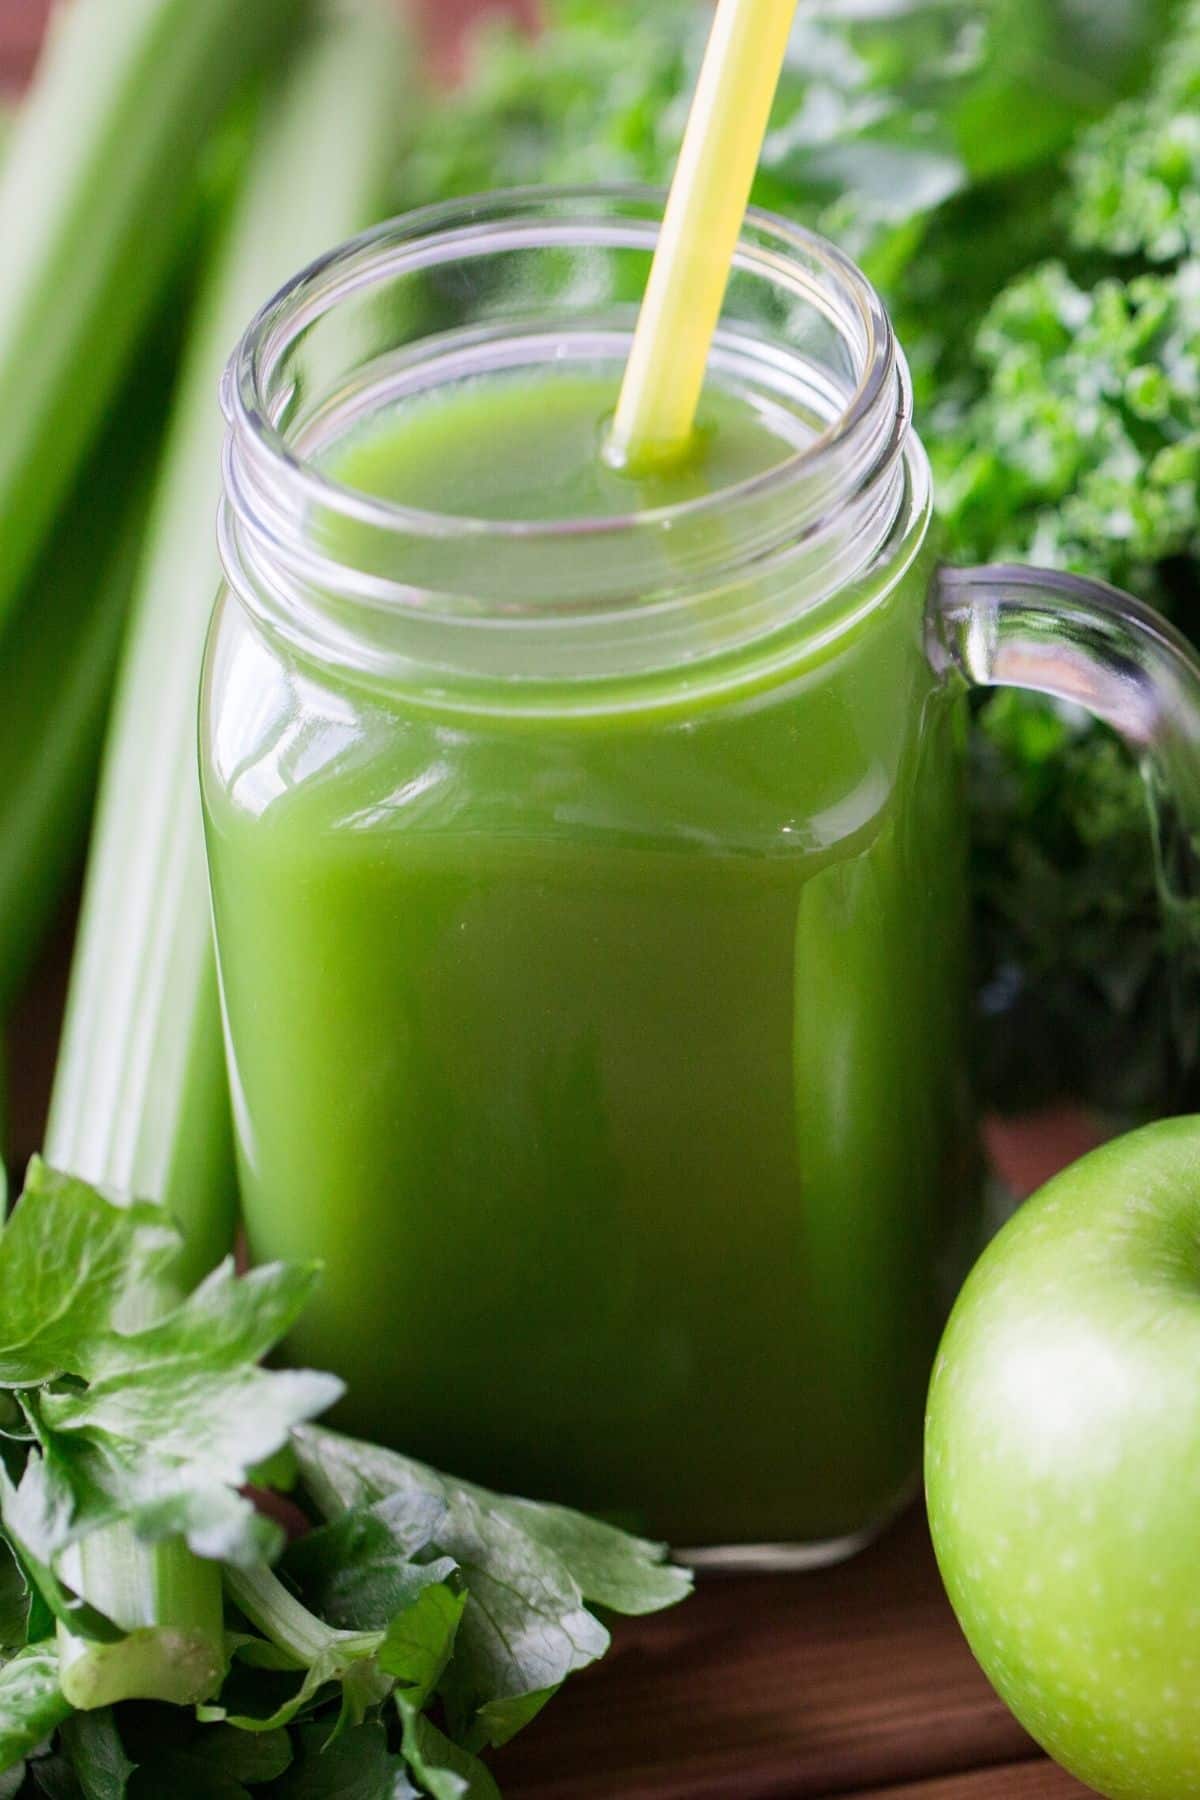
[203,365,976,1548]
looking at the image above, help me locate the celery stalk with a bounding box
[56,1525,227,1710]
[0,0,304,633]
[225,1563,348,1668]
[47,0,412,1708]
[0,302,185,1015]
[0,493,142,1016]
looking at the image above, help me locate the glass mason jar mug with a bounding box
[203,189,1200,1565]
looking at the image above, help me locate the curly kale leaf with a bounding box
[404,0,702,205]
[936,2,1200,1111]
[937,259,1200,596]
[405,0,1172,299]
[969,695,1185,1112]
[1069,0,1200,262]
[938,0,1200,587]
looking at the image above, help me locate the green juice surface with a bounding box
[203,366,976,1548]
[333,369,808,516]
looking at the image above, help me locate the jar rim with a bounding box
[222,182,902,548]
[217,184,925,708]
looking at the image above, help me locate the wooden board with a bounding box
[0,6,1102,1795]
[854,1769,1093,1800]
[493,1509,1097,1799]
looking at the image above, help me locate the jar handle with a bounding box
[932,560,1200,1088]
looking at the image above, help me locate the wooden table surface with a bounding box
[0,4,1099,1795]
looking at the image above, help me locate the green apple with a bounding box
[926,1116,1200,1800]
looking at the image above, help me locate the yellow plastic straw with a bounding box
[609,0,799,471]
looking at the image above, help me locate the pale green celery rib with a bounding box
[0,305,183,1018]
[0,505,139,1017]
[56,1524,226,1711]
[0,0,300,636]
[225,1564,343,1667]
[47,0,413,1710]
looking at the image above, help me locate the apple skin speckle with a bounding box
[926,1116,1200,1800]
